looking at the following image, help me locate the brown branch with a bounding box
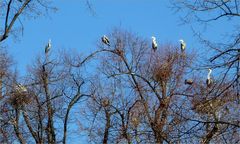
[1,0,32,42]
[102,110,111,144]
[63,81,87,144]
[5,0,13,32]
[210,49,239,62]
[13,109,26,144]
[22,110,39,143]
[42,64,56,143]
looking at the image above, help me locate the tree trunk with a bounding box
[14,109,26,144]
[202,124,218,144]
[0,77,2,99]
[103,110,111,144]
[43,65,56,144]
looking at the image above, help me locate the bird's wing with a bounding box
[106,37,110,43]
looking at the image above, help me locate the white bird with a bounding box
[206,68,213,87]
[151,36,157,52]
[15,83,27,93]
[179,39,186,52]
[45,39,51,54]
[102,35,110,46]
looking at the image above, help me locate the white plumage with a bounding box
[179,39,186,52]
[151,36,157,51]
[206,68,213,87]
[45,39,51,54]
[15,83,27,93]
[102,35,110,46]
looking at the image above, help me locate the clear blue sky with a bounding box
[4,1,180,75]
[5,0,233,76]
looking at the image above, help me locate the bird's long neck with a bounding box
[207,70,212,79]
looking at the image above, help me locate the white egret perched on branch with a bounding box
[151,36,157,52]
[179,39,186,52]
[45,39,51,54]
[102,35,110,46]
[15,83,27,94]
[206,68,213,87]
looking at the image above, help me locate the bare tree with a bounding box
[80,29,197,143]
[0,48,16,143]
[0,46,98,143]
[1,24,238,143]
[80,29,240,144]
[170,3,240,142]
[171,0,240,100]
[171,0,240,23]
[0,0,57,43]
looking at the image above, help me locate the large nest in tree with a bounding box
[153,63,173,83]
[8,90,30,108]
[191,84,235,115]
[101,98,110,107]
[152,48,181,83]
[191,83,237,114]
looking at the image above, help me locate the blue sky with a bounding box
[5,0,236,77]
[5,0,194,75]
